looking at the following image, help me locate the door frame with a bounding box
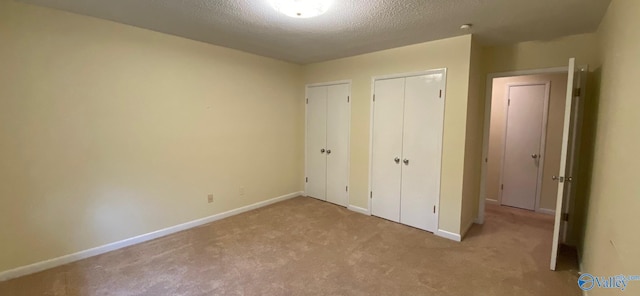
[304,80,352,205]
[476,66,568,224]
[498,81,551,212]
[476,66,590,224]
[367,68,447,228]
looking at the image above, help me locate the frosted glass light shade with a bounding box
[269,0,333,18]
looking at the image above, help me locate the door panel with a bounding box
[306,86,327,200]
[551,58,583,270]
[326,84,350,206]
[501,84,547,210]
[371,78,405,222]
[400,73,445,232]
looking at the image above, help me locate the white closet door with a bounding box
[306,86,327,200]
[400,73,445,232]
[371,78,405,222]
[326,84,350,206]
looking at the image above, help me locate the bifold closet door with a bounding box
[371,78,405,222]
[306,86,327,200]
[326,84,350,206]
[400,73,445,232]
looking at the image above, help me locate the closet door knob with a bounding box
[394,157,400,164]
[320,149,325,153]
[403,159,409,165]
[326,149,332,155]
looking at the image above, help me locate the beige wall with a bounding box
[0,1,304,273]
[581,0,640,292]
[460,37,485,233]
[486,74,568,211]
[303,35,473,234]
[483,33,599,74]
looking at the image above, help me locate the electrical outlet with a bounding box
[207,194,214,203]
[239,186,245,196]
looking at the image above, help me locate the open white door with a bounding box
[550,58,587,270]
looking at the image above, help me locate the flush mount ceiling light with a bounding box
[269,0,333,18]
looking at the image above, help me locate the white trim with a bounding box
[346,83,352,207]
[347,205,371,216]
[368,68,447,232]
[537,208,556,215]
[367,75,375,219]
[304,80,352,207]
[371,69,447,81]
[491,66,569,78]
[485,198,499,205]
[434,229,462,242]
[0,191,303,282]
[305,79,352,88]
[498,81,551,212]
[477,66,570,224]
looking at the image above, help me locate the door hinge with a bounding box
[501,184,504,190]
[562,213,569,222]
[306,98,308,104]
[508,99,511,106]
[346,186,348,192]
[439,90,442,98]
[433,205,436,214]
[485,157,488,163]
[373,94,376,102]
[370,191,373,198]
[305,177,308,183]
[574,88,581,97]
[347,96,350,103]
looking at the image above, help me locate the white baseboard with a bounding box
[0,191,303,282]
[485,198,499,205]
[435,229,462,242]
[537,208,556,215]
[347,205,370,216]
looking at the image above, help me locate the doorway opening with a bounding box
[489,76,564,214]
[476,61,588,270]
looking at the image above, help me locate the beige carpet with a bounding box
[0,197,581,295]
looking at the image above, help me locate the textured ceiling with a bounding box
[19,0,611,64]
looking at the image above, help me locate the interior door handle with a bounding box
[394,157,400,164]
[531,154,539,159]
[326,149,331,155]
[403,159,409,165]
[320,149,325,153]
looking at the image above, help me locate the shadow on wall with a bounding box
[569,67,601,257]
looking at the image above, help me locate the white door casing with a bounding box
[371,77,405,222]
[326,84,350,206]
[305,86,328,201]
[500,83,550,211]
[399,73,445,232]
